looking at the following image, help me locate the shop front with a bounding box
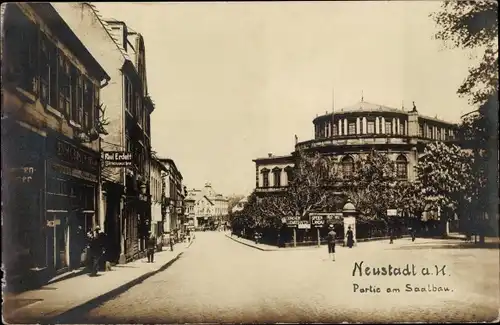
[45,134,99,275]
[2,120,46,291]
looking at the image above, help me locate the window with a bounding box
[396,155,408,180]
[427,126,433,139]
[341,156,354,178]
[418,124,424,137]
[315,125,319,138]
[7,17,39,93]
[385,121,392,134]
[94,85,100,127]
[348,122,356,135]
[83,78,94,130]
[273,168,281,187]
[367,121,375,134]
[39,33,55,105]
[58,53,71,116]
[261,169,270,188]
[399,121,405,135]
[436,129,441,141]
[332,124,337,136]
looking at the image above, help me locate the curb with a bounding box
[44,251,185,324]
[225,235,278,251]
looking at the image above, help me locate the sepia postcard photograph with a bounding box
[1,1,499,324]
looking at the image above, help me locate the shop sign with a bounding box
[387,209,398,216]
[10,167,36,183]
[298,222,311,229]
[55,139,99,173]
[47,219,61,227]
[103,151,132,167]
[51,162,97,182]
[310,214,325,227]
[285,216,300,227]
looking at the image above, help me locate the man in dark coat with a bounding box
[89,226,104,276]
[327,224,337,261]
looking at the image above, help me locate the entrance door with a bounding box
[54,216,69,271]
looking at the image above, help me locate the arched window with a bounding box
[341,156,354,178]
[260,168,270,188]
[272,167,282,187]
[396,155,408,180]
[284,166,294,185]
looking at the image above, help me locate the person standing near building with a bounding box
[327,224,337,261]
[346,226,354,248]
[146,233,156,263]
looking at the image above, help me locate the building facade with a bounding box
[253,100,459,242]
[159,158,184,240]
[186,183,228,229]
[1,3,110,289]
[150,157,165,241]
[57,4,155,263]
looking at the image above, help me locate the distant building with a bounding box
[185,183,228,229]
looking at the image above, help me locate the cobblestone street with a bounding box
[70,232,499,323]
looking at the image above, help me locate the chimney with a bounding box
[268,153,273,158]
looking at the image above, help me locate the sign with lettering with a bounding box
[298,222,311,229]
[387,209,398,216]
[310,214,326,227]
[51,162,97,183]
[103,151,133,167]
[285,216,300,227]
[55,138,99,173]
[47,219,61,227]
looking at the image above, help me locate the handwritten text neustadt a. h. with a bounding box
[352,261,448,277]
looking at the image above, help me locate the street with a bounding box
[62,232,500,323]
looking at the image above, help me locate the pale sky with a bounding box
[93,1,479,197]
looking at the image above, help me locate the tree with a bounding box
[394,181,427,221]
[342,150,398,231]
[413,142,474,236]
[257,150,341,221]
[432,0,499,241]
[431,1,498,106]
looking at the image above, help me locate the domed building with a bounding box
[252,100,459,244]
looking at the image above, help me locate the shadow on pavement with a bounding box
[50,253,184,324]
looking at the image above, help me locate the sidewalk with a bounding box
[225,234,323,251]
[3,240,194,324]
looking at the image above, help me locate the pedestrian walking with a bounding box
[346,226,354,248]
[89,226,104,276]
[169,234,174,252]
[146,233,156,263]
[389,228,394,244]
[327,225,337,261]
[411,228,416,242]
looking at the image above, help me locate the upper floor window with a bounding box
[418,124,424,137]
[436,129,441,141]
[396,155,408,180]
[332,124,338,136]
[399,121,405,135]
[284,166,294,185]
[367,121,375,134]
[261,169,270,188]
[341,156,354,178]
[427,126,433,139]
[348,122,356,135]
[272,168,282,187]
[385,121,392,134]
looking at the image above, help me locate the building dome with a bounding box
[342,201,356,213]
